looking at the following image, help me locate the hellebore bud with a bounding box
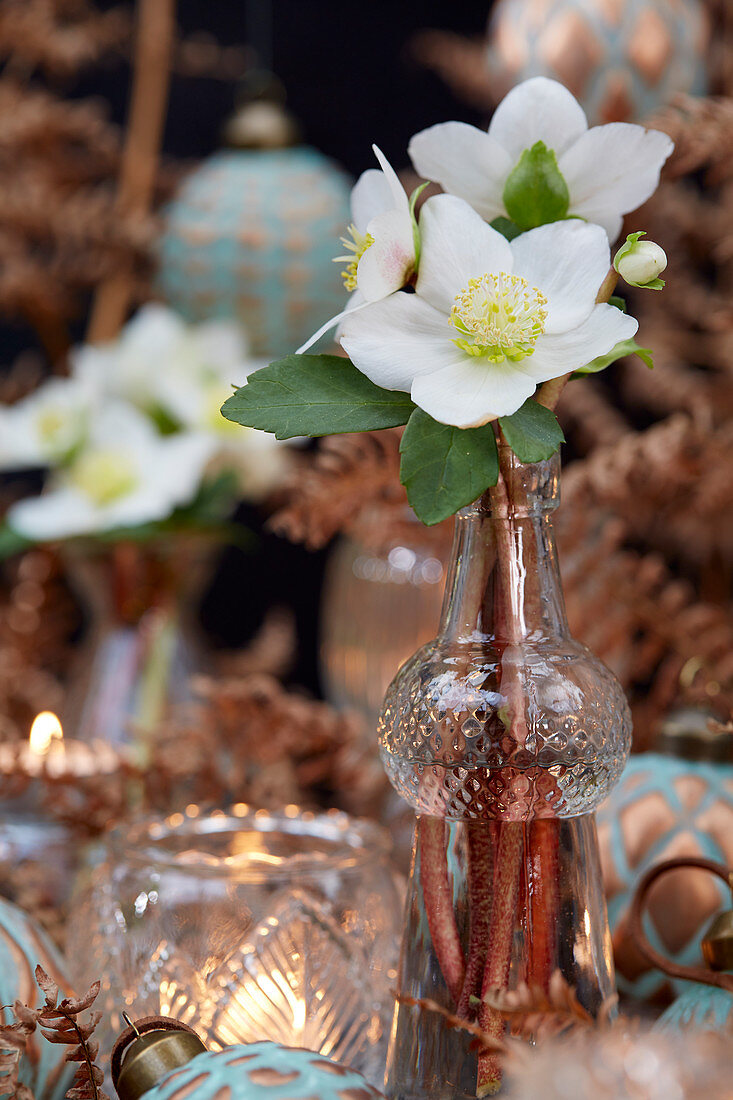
[614,231,667,290]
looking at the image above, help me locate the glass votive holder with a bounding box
[67,804,403,1087]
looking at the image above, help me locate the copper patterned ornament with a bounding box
[113,1028,385,1100]
[156,98,351,359]
[0,896,75,1100]
[487,0,709,124]
[597,728,733,1002]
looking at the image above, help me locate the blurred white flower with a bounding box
[71,303,291,501]
[73,304,249,428]
[0,377,97,470]
[7,403,214,541]
[409,76,673,242]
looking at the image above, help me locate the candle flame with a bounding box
[29,711,63,755]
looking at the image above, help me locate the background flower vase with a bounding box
[379,449,632,1099]
[61,539,213,759]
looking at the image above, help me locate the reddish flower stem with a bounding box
[417,815,466,1005]
[456,822,496,1018]
[527,820,560,991]
[477,824,524,1097]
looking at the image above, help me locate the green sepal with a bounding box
[608,295,627,313]
[221,354,416,439]
[498,399,565,463]
[399,409,499,526]
[575,337,654,376]
[489,216,523,241]
[409,181,429,265]
[502,141,570,230]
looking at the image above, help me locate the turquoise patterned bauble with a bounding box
[0,896,74,1100]
[156,144,352,358]
[597,752,733,1001]
[487,0,709,124]
[656,983,733,1032]
[142,1043,384,1100]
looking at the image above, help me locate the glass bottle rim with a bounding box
[107,804,392,881]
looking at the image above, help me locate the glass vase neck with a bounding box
[439,449,568,643]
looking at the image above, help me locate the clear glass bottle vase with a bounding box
[379,447,632,1099]
[61,538,212,762]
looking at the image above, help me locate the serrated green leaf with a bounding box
[221,355,415,439]
[489,216,523,241]
[502,141,570,230]
[498,399,565,463]
[576,337,654,375]
[399,409,499,525]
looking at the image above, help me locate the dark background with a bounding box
[3,1,497,693]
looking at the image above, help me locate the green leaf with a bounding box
[576,337,654,375]
[498,399,565,463]
[608,295,627,312]
[399,409,499,525]
[221,355,415,439]
[502,141,570,230]
[0,523,31,561]
[489,216,523,241]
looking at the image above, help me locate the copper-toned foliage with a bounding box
[0,966,107,1100]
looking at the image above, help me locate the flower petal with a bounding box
[560,123,674,240]
[340,292,459,392]
[371,144,410,211]
[523,303,639,383]
[8,490,98,541]
[416,195,514,313]
[357,207,416,300]
[488,77,588,161]
[510,220,611,334]
[351,168,394,230]
[408,122,511,221]
[296,297,372,353]
[411,358,538,428]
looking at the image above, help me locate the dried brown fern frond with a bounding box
[270,430,403,549]
[0,1016,35,1100]
[0,0,129,78]
[139,671,386,820]
[649,94,733,181]
[34,966,108,1100]
[393,992,506,1055]
[482,971,603,1043]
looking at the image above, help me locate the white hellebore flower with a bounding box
[408,77,673,242]
[7,403,214,542]
[73,304,250,427]
[0,377,96,471]
[299,145,416,351]
[339,195,638,429]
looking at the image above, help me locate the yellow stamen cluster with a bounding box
[450,273,548,362]
[334,224,375,291]
[70,450,138,506]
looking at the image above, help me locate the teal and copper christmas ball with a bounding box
[156,147,352,359]
[487,0,709,124]
[597,752,733,1001]
[0,896,74,1100]
[142,1043,385,1100]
